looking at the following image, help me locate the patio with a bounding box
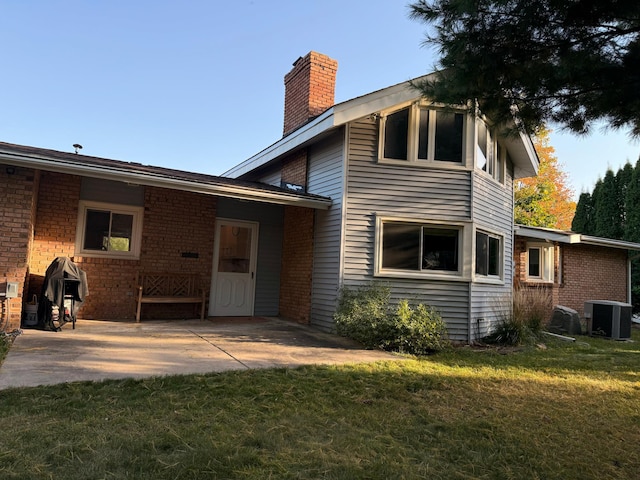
[0,317,398,389]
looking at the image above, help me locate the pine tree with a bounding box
[572,192,593,234]
[616,163,634,237]
[409,0,640,136]
[624,160,640,242]
[593,170,619,238]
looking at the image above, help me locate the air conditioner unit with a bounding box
[584,300,632,340]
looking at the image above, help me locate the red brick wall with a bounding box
[283,51,338,136]
[136,187,216,319]
[30,172,81,278]
[27,174,217,321]
[281,150,308,188]
[0,166,38,330]
[279,206,314,323]
[558,244,628,317]
[514,238,629,319]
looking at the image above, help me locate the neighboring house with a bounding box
[0,51,538,343]
[514,225,640,318]
[224,51,538,342]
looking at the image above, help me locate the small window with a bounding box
[383,108,409,160]
[435,111,464,162]
[379,220,461,275]
[526,244,554,282]
[380,105,465,165]
[476,231,502,278]
[477,119,504,183]
[76,201,143,259]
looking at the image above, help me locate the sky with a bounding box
[2,1,638,197]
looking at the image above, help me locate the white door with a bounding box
[209,219,258,316]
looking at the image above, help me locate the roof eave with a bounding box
[515,225,640,251]
[0,150,332,210]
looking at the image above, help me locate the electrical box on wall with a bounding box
[6,282,18,298]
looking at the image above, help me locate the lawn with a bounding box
[0,329,638,479]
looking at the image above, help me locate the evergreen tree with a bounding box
[625,160,640,242]
[616,162,634,237]
[593,170,619,238]
[409,0,640,136]
[571,192,593,234]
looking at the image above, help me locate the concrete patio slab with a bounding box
[0,317,400,389]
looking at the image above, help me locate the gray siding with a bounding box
[307,131,345,331]
[470,167,515,340]
[343,118,473,341]
[216,197,284,316]
[258,170,281,187]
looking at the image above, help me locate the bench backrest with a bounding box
[138,273,201,297]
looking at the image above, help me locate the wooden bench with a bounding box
[135,273,206,322]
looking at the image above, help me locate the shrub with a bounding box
[334,284,450,355]
[484,287,552,346]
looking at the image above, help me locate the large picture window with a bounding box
[75,201,143,259]
[475,231,502,278]
[380,105,465,164]
[378,220,461,275]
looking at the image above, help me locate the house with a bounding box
[224,52,538,342]
[514,225,640,318]
[0,51,538,343]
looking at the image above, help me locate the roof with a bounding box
[514,224,640,251]
[0,141,331,210]
[223,74,539,180]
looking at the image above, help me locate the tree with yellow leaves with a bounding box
[514,129,576,230]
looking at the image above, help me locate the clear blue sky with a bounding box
[2,1,638,197]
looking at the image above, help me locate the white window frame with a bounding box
[374,216,469,281]
[476,118,505,184]
[474,229,504,283]
[75,200,143,259]
[378,103,468,167]
[526,243,554,283]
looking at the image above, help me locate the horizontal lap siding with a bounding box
[344,119,473,341]
[470,170,515,339]
[307,132,344,331]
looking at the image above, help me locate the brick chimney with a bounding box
[283,51,338,136]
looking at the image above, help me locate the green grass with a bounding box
[1,330,639,479]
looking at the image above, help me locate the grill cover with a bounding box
[38,257,89,330]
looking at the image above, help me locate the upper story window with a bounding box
[75,200,143,259]
[526,243,554,283]
[381,105,465,165]
[476,119,505,183]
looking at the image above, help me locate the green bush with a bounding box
[334,284,450,355]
